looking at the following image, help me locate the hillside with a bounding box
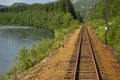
[0,5,7,9]
[0,1,89,17]
[71,0,101,17]
[87,0,120,57]
[11,3,28,7]
[0,3,27,10]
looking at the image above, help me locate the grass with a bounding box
[87,18,120,58]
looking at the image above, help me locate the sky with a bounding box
[0,0,57,6]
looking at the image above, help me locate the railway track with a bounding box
[64,25,106,80]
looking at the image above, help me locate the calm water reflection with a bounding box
[0,26,54,75]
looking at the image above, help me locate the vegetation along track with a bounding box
[64,25,108,80]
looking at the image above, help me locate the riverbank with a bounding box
[11,26,81,80]
[0,26,55,76]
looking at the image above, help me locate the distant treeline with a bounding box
[0,0,83,29]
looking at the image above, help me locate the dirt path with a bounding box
[37,28,81,80]
[88,28,120,80]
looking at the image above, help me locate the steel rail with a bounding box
[64,25,101,80]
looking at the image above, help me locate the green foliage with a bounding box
[108,17,120,53]
[16,39,53,71]
[0,76,7,80]
[87,0,120,56]
[0,0,80,29]
[87,20,105,41]
[17,45,29,71]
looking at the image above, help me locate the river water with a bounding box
[0,26,54,75]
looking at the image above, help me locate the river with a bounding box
[0,26,54,75]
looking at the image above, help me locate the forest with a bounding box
[0,0,82,28]
[0,0,82,79]
[87,0,120,56]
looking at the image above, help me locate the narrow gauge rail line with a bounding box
[64,25,101,80]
